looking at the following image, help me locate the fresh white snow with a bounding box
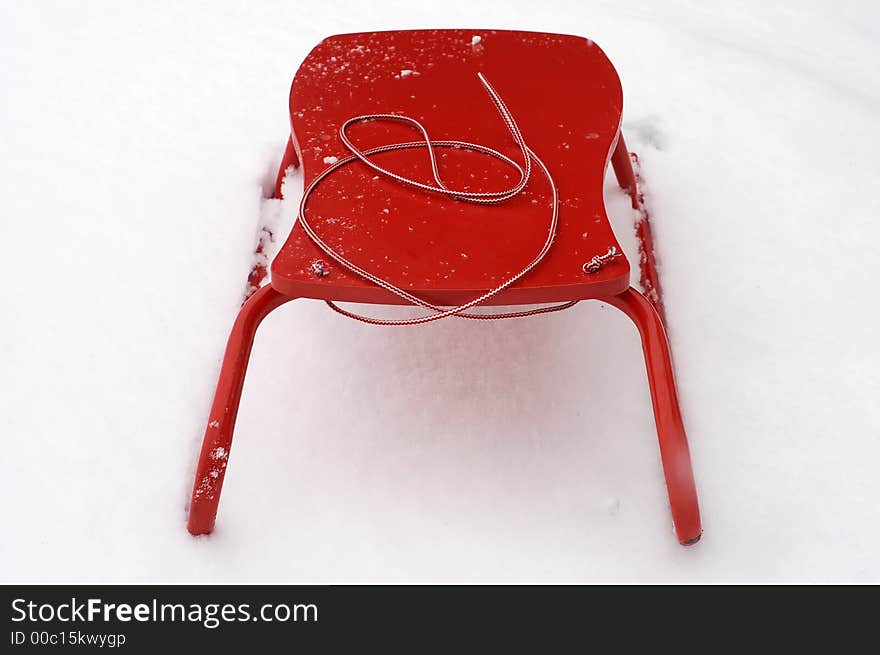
[1,0,879,583]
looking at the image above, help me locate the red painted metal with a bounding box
[273,136,300,199]
[611,136,665,319]
[604,289,701,544]
[188,285,294,535]
[188,29,701,545]
[244,139,303,299]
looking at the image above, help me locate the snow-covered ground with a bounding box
[2,1,879,583]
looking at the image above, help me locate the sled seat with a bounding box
[271,30,630,305]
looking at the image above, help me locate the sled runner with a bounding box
[187,30,701,545]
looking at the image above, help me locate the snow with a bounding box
[2,1,879,583]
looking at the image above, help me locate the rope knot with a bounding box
[582,246,620,274]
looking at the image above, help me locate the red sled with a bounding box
[188,30,702,546]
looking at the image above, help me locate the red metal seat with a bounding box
[188,29,702,545]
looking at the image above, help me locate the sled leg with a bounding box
[609,132,665,319]
[611,132,638,208]
[247,137,302,296]
[273,136,301,199]
[188,285,295,535]
[605,287,701,545]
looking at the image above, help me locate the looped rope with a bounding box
[296,73,600,325]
